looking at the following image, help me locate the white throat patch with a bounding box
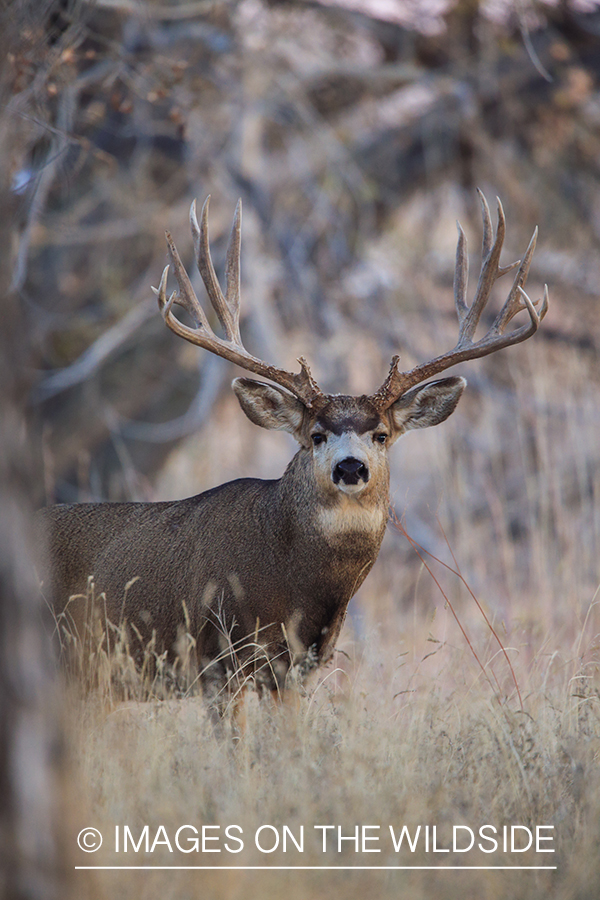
[316,494,387,535]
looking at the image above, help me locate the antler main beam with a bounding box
[371,191,549,410]
[153,196,325,408]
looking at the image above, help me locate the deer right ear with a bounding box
[232,378,306,438]
[388,376,466,438]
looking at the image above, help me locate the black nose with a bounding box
[332,457,369,486]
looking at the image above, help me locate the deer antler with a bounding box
[371,190,549,410]
[153,196,325,408]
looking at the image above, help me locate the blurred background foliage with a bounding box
[5,0,600,630]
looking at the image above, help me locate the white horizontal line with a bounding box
[75,865,557,871]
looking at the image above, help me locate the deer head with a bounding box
[153,192,548,501]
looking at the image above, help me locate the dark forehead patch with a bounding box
[315,395,383,435]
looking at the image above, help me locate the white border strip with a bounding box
[75,865,557,870]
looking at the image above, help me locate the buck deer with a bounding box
[40,191,548,708]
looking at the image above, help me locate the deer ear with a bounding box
[388,376,466,438]
[233,378,306,438]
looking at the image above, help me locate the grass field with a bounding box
[68,623,600,899]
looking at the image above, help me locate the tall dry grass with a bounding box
[67,628,600,899]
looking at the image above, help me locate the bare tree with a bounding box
[0,2,71,897]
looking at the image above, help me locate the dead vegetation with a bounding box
[71,600,600,899]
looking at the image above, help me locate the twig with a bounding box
[390,508,523,709]
[32,299,155,401]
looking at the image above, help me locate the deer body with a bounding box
[43,462,384,695]
[42,389,455,698]
[40,193,548,706]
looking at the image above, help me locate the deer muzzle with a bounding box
[332,457,370,490]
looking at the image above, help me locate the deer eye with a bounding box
[311,433,327,446]
[373,433,388,445]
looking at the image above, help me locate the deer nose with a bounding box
[332,457,369,486]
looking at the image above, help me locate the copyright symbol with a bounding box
[77,828,103,852]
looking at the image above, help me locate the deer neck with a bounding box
[269,449,388,664]
[277,449,389,551]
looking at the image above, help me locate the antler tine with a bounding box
[454,221,469,326]
[164,230,211,330]
[492,226,537,333]
[522,282,549,325]
[370,192,549,411]
[191,196,240,342]
[224,199,242,345]
[152,263,178,323]
[479,188,494,260]
[460,193,507,342]
[153,197,326,409]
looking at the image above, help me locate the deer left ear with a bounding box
[232,377,306,439]
[388,376,466,437]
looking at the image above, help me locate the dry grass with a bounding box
[67,617,600,899]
